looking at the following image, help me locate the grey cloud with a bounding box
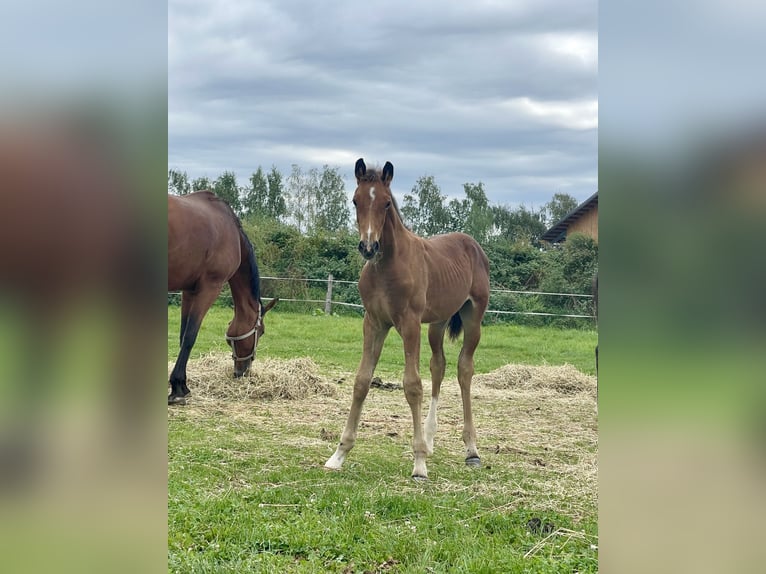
[169,0,597,208]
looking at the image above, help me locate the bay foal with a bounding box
[325,159,490,479]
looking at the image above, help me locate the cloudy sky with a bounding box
[169,0,597,209]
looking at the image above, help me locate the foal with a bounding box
[325,159,490,479]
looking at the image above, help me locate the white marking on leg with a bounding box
[424,397,438,455]
[325,448,346,470]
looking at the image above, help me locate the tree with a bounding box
[544,193,579,226]
[492,204,546,245]
[212,171,242,216]
[461,182,494,243]
[400,175,449,236]
[286,164,317,234]
[168,169,191,195]
[191,176,211,191]
[446,197,468,233]
[266,165,287,220]
[242,166,268,218]
[314,165,349,233]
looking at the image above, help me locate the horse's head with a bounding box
[352,158,394,260]
[226,297,278,377]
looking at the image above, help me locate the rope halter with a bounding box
[225,310,262,363]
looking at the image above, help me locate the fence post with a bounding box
[324,273,334,315]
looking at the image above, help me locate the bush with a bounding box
[169,216,597,326]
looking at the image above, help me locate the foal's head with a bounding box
[352,158,394,260]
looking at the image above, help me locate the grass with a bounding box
[167,306,598,378]
[168,307,598,573]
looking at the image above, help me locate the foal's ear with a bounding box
[381,161,394,185]
[262,298,279,315]
[355,158,366,181]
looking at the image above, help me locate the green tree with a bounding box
[314,165,349,233]
[400,175,449,236]
[446,197,468,233]
[544,192,579,226]
[560,233,599,294]
[462,182,494,243]
[242,166,268,218]
[191,176,211,191]
[168,169,191,195]
[286,164,319,234]
[212,171,242,215]
[266,165,287,220]
[492,204,546,245]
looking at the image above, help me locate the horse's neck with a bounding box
[228,264,259,322]
[379,209,415,261]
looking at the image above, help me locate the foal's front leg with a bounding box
[399,319,428,479]
[325,318,389,470]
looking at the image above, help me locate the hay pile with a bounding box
[473,363,596,396]
[175,353,338,402]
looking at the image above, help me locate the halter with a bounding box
[225,311,262,362]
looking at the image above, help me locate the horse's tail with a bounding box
[448,312,463,341]
[238,227,262,305]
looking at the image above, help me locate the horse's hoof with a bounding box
[168,396,187,406]
[412,474,429,482]
[465,457,482,467]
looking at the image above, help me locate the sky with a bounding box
[169,0,597,209]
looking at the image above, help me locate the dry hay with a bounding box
[172,353,338,402]
[169,354,598,521]
[473,363,596,397]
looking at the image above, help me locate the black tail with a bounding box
[448,312,463,341]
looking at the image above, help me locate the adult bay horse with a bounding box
[325,159,490,479]
[168,191,277,404]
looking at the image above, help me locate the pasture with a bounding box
[168,307,598,573]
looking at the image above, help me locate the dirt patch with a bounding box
[370,377,401,391]
[172,353,338,402]
[473,363,596,396]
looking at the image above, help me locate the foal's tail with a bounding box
[448,312,463,341]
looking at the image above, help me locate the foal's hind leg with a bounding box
[325,316,389,470]
[458,305,483,466]
[424,322,447,456]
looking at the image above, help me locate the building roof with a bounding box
[540,191,598,243]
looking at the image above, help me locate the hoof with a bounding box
[465,457,482,467]
[412,474,429,482]
[168,395,187,406]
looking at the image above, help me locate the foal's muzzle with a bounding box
[358,240,379,260]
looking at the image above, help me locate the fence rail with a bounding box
[169,273,595,322]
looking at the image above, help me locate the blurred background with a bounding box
[0,1,166,572]
[2,0,764,571]
[600,1,766,572]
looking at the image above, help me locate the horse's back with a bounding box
[425,232,489,289]
[168,192,241,291]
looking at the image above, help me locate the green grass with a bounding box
[168,307,598,573]
[168,307,597,378]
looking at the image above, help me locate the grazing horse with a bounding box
[325,159,490,479]
[167,191,277,404]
